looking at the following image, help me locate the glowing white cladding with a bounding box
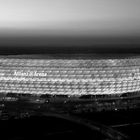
[0,57,140,95]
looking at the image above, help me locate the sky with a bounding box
[0,0,140,47]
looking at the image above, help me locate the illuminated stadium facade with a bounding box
[0,55,140,97]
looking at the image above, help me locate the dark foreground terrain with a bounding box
[0,96,140,140]
[0,110,140,140]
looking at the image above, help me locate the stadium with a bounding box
[0,54,140,98]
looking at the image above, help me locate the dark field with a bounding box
[1,109,140,140]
